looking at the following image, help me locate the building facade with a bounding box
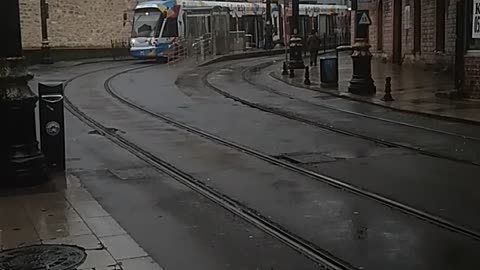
[357,0,480,98]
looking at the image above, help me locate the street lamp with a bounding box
[288,0,304,70]
[347,0,376,95]
[0,0,47,188]
[40,0,53,64]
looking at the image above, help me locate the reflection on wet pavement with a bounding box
[0,175,162,270]
[273,52,480,123]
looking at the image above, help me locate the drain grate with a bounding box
[0,244,87,270]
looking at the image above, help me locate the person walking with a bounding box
[306,29,321,66]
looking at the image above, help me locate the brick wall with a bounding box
[19,0,42,48]
[363,0,457,69]
[464,55,480,98]
[19,0,136,48]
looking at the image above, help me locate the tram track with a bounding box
[98,63,480,243]
[242,60,480,141]
[202,63,480,168]
[63,64,356,270]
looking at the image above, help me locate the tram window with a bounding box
[163,18,178,37]
[132,9,162,37]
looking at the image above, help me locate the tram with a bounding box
[129,0,349,59]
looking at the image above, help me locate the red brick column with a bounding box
[464,54,480,98]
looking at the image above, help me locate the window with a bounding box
[377,0,384,51]
[132,9,162,38]
[162,18,178,37]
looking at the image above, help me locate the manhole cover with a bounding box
[0,244,87,270]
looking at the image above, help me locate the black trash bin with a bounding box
[320,56,339,87]
[39,82,66,172]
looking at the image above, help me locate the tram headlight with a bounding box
[130,38,136,47]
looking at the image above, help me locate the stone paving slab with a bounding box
[0,175,163,270]
[272,52,480,124]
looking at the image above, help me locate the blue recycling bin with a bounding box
[320,56,339,87]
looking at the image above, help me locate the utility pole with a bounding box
[0,0,47,188]
[40,0,53,64]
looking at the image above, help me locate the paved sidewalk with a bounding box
[0,175,163,270]
[272,52,480,124]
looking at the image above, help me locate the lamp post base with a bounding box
[348,40,376,95]
[288,35,304,70]
[0,57,48,188]
[41,41,53,64]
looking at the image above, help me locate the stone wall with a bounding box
[19,0,137,49]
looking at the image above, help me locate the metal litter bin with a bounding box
[320,56,339,87]
[39,82,65,172]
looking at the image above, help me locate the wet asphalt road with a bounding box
[35,57,480,269]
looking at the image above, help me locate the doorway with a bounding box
[413,0,421,53]
[377,0,383,51]
[393,0,402,63]
[455,0,465,89]
[436,0,446,52]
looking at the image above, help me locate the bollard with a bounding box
[382,77,394,101]
[39,82,66,172]
[289,67,295,78]
[282,61,288,75]
[304,66,311,85]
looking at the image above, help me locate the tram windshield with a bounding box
[132,8,163,38]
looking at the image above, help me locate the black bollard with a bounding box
[304,66,311,85]
[382,77,394,101]
[282,61,288,75]
[289,67,295,78]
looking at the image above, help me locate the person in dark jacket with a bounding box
[306,29,321,66]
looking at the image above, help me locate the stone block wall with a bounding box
[19,0,137,49]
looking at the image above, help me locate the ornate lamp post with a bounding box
[348,2,376,95]
[0,0,47,188]
[40,0,53,64]
[288,0,304,69]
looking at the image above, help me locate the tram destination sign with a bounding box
[473,0,480,38]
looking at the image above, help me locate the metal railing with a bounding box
[165,39,189,65]
[191,35,213,62]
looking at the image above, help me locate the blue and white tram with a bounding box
[129,0,349,59]
[130,0,184,59]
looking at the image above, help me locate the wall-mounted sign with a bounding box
[473,0,480,38]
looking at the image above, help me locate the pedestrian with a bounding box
[306,29,321,66]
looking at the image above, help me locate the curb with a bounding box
[262,61,480,126]
[38,57,134,68]
[199,48,287,67]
